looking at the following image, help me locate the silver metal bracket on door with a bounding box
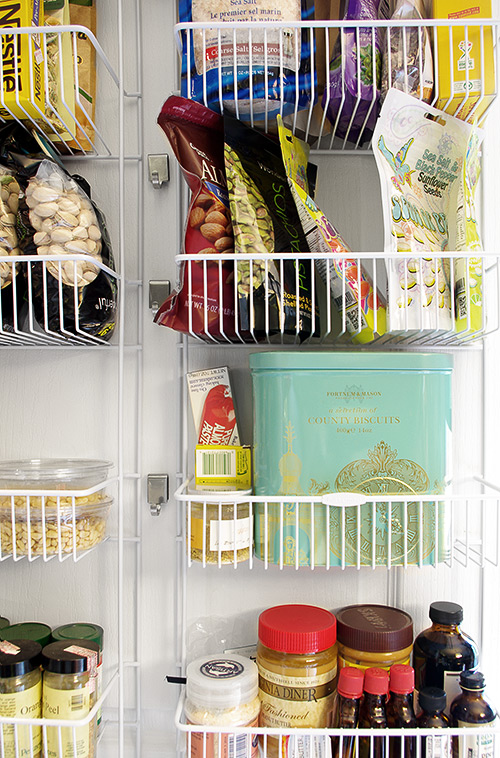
[149,281,171,317]
[147,474,169,516]
[148,154,170,189]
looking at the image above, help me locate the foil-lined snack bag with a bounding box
[277,116,386,343]
[373,88,480,334]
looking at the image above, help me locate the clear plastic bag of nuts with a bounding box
[0,167,24,331]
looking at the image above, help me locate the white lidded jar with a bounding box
[185,654,260,758]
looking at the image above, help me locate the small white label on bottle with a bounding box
[209,517,251,551]
[424,733,452,758]
[456,720,497,758]
[443,671,462,714]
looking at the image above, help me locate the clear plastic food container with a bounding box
[0,459,113,489]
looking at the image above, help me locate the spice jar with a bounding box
[0,639,42,758]
[0,617,9,629]
[257,604,338,758]
[185,654,260,758]
[42,640,99,758]
[335,604,413,671]
[187,487,252,564]
[2,622,52,647]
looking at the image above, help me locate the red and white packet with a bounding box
[187,367,240,446]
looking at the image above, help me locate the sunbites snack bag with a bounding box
[373,88,478,333]
[277,116,386,343]
[179,0,315,124]
[155,97,237,340]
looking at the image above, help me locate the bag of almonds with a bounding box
[155,96,239,341]
[0,167,25,332]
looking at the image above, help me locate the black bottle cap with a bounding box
[460,670,485,690]
[419,687,447,713]
[42,639,99,675]
[0,639,42,678]
[429,602,463,624]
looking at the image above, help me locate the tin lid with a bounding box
[335,604,413,653]
[42,640,99,674]
[52,624,103,651]
[418,687,447,713]
[249,352,453,372]
[389,664,415,694]
[0,640,42,677]
[2,622,52,648]
[258,605,337,654]
[364,668,389,696]
[0,617,9,629]
[429,602,463,625]
[186,654,258,710]
[338,667,364,699]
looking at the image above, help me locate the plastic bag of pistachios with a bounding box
[155,96,239,341]
[373,88,481,334]
[0,167,25,332]
[223,114,315,340]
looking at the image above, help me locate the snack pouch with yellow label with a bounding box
[43,0,77,145]
[373,88,476,334]
[277,115,386,343]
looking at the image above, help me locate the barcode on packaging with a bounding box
[197,449,236,478]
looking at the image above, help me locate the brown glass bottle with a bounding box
[412,602,478,713]
[450,671,497,758]
[417,687,451,758]
[386,665,417,758]
[359,668,389,758]
[332,667,364,758]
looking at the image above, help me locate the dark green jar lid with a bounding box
[0,617,9,629]
[2,623,52,647]
[0,639,42,678]
[52,624,103,651]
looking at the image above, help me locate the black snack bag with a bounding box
[0,126,117,341]
[223,115,316,341]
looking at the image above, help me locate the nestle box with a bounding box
[433,0,495,123]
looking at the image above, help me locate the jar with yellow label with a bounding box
[42,640,99,758]
[187,487,252,564]
[0,639,42,758]
[335,604,413,672]
[257,604,338,758]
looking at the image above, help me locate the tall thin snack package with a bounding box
[373,89,475,334]
[67,0,97,152]
[43,0,77,146]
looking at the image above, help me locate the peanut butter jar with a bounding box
[257,604,338,758]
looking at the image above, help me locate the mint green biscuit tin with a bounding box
[250,352,452,567]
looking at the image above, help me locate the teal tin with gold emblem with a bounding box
[250,352,452,567]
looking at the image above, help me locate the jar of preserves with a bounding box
[257,604,338,758]
[185,654,260,758]
[0,639,42,758]
[335,604,413,671]
[42,640,99,758]
[187,487,252,564]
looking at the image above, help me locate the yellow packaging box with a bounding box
[0,0,45,120]
[433,0,495,122]
[195,445,252,489]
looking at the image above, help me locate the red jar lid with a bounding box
[258,605,337,654]
[338,667,364,698]
[389,664,415,694]
[364,668,389,696]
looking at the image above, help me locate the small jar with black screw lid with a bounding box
[0,639,42,758]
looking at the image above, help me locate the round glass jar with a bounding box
[187,487,252,564]
[257,604,338,758]
[335,604,413,672]
[42,640,99,758]
[185,654,260,758]
[0,639,42,758]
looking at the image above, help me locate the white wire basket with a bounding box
[175,18,499,150]
[165,252,497,348]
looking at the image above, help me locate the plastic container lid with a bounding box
[363,668,389,696]
[0,459,113,489]
[429,602,463,625]
[459,670,485,690]
[249,352,453,373]
[2,623,52,647]
[0,639,42,678]
[258,605,337,654]
[389,664,415,694]
[0,617,9,629]
[335,604,413,653]
[52,624,103,652]
[186,654,258,710]
[338,667,364,699]
[419,687,447,713]
[42,640,99,675]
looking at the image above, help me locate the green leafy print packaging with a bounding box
[373,88,483,335]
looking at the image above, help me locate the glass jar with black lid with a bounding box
[0,639,42,758]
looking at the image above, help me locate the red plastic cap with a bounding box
[389,665,415,694]
[258,605,337,654]
[338,667,364,698]
[363,667,389,696]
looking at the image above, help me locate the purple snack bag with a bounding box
[322,0,383,145]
